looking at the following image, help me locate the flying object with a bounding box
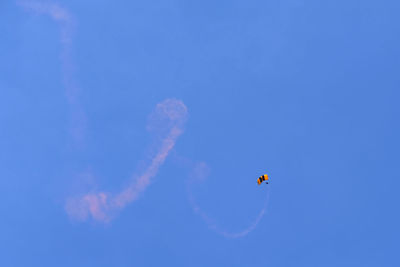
[257,174,269,185]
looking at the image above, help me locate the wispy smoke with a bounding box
[17,1,72,23]
[186,162,270,238]
[65,99,188,222]
[19,2,269,237]
[17,0,86,142]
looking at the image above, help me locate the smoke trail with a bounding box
[186,162,270,238]
[65,99,188,222]
[17,0,86,142]
[18,2,269,235]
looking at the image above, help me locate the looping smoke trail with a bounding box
[19,2,269,236]
[17,0,86,142]
[186,162,270,238]
[65,99,188,222]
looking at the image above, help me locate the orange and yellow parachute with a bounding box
[257,174,269,185]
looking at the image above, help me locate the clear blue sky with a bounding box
[1,0,399,266]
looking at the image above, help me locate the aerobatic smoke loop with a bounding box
[19,1,270,237]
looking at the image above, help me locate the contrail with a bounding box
[65,99,188,222]
[17,0,86,142]
[186,162,270,238]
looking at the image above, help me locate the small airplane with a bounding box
[257,174,269,185]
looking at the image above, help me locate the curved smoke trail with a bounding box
[186,162,270,238]
[65,99,188,222]
[18,1,270,236]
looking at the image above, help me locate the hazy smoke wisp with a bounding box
[65,99,188,222]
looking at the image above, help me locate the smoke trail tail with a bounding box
[186,161,271,238]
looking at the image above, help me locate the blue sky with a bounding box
[1,0,399,266]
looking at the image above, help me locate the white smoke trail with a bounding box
[186,162,271,238]
[17,0,86,142]
[18,2,269,235]
[65,99,188,222]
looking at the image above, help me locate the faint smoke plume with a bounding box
[186,162,270,238]
[19,2,268,236]
[65,99,188,222]
[17,0,86,142]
